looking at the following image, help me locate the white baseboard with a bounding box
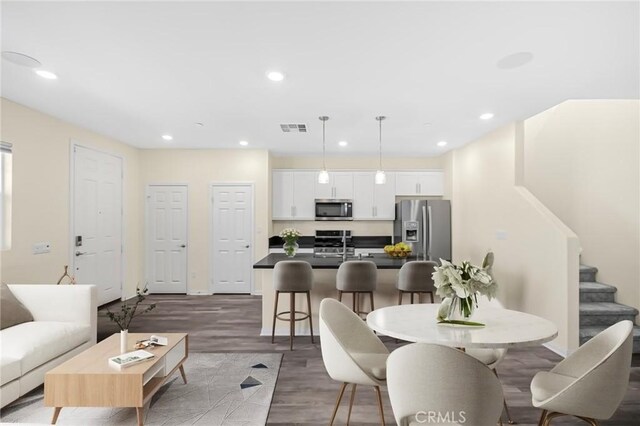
[251,291,263,296]
[187,291,212,296]
[260,327,319,337]
[543,342,570,358]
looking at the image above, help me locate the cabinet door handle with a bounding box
[291,206,294,217]
[372,206,375,217]
[374,206,377,217]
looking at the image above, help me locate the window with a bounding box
[1,141,12,250]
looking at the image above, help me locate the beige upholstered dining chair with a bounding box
[319,298,389,425]
[465,296,514,424]
[387,343,504,426]
[531,320,633,426]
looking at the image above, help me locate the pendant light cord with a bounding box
[322,118,326,170]
[378,117,383,169]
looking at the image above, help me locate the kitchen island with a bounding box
[254,253,430,337]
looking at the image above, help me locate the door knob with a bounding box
[245,245,250,248]
[75,251,86,257]
[180,244,186,248]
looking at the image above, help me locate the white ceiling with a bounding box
[2,1,638,156]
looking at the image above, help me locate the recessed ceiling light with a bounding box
[2,51,41,68]
[479,113,494,120]
[338,141,348,147]
[161,134,173,141]
[437,141,448,147]
[239,140,249,146]
[34,69,57,80]
[195,122,204,127]
[267,71,285,82]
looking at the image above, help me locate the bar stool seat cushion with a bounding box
[396,260,438,292]
[351,352,387,380]
[336,261,377,292]
[273,261,313,292]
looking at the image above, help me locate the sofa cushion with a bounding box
[0,321,90,375]
[0,357,21,386]
[1,283,34,330]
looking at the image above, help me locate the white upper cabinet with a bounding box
[353,172,396,220]
[314,172,354,200]
[272,170,315,220]
[395,171,444,196]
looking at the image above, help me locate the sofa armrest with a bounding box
[7,284,97,344]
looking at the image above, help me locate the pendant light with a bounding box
[375,116,386,184]
[318,116,330,184]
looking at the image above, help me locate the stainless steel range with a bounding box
[313,230,355,258]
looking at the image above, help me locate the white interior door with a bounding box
[211,184,253,294]
[146,185,188,294]
[72,145,122,305]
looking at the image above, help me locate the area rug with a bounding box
[1,352,282,426]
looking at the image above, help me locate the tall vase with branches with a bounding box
[106,285,156,353]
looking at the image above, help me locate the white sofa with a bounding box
[0,284,97,408]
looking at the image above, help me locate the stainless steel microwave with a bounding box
[315,199,353,221]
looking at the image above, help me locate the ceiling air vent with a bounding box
[280,124,307,133]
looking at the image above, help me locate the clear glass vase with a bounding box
[447,296,475,321]
[283,241,299,258]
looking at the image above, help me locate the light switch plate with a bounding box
[495,230,508,240]
[33,242,51,254]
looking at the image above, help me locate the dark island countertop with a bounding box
[253,253,412,269]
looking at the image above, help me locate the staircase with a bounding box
[579,265,640,353]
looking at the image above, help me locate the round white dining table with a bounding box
[366,303,558,349]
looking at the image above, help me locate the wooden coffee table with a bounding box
[44,333,188,426]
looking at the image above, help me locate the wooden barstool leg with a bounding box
[271,291,280,344]
[289,292,295,351]
[410,292,414,304]
[429,291,434,303]
[306,291,314,344]
[397,290,403,305]
[352,292,357,313]
[369,292,374,312]
[338,290,343,302]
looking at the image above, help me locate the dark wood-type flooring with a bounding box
[98,295,640,425]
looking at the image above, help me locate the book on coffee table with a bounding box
[109,350,155,370]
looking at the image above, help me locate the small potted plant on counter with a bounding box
[279,228,302,258]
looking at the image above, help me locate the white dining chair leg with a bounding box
[346,384,357,425]
[330,383,348,426]
[374,386,386,426]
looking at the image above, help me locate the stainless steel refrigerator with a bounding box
[393,200,451,263]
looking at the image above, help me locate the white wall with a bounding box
[523,100,640,310]
[450,123,580,354]
[0,98,143,298]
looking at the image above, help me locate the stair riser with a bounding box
[580,271,597,282]
[580,292,615,303]
[580,314,637,326]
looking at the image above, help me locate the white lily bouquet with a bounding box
[279,228,302,257]
[432,253,496,326]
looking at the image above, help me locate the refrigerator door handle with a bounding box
[427,205,433,260]
[422,205,428,260]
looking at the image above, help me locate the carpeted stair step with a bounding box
[579,264,598,282]
[579,302,638,326]
[579,282,617,303]
[580,325,640,354]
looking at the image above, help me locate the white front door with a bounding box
[72,145,123,305]
[146,185,188,294]
[211,184,253,294]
